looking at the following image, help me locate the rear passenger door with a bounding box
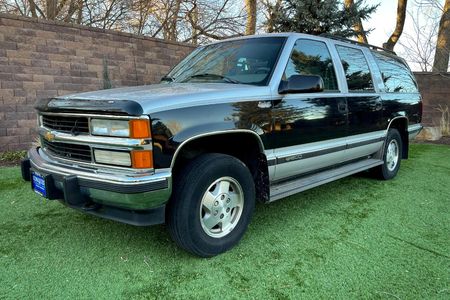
[333,45,385,161]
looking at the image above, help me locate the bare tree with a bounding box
[399,5,440,71]
[384,0,408,51]
[0,0,247,43]
[83,0,129,30]
[0,0,83,21]
[245,0,257,35]
[184,0,245,43]
[126,0,155,35]
[433,0,450,72]
[344,0,368,43]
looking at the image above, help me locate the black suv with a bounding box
[22,33,422,257]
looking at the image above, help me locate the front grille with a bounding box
[42,115,89,134]
[42,139,92,162]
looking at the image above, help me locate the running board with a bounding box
[269,159,383,202]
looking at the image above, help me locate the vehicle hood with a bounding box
[56,83,273,114]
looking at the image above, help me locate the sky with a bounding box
[362,0,444,71]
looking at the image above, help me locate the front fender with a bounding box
[150,102,272,168]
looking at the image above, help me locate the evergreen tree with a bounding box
[266,0,378,38]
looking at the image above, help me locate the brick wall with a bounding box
[414,72,450,128]
[0,13,194,152]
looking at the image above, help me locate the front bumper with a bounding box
[22,147,172,226]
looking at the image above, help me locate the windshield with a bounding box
[165,37,286,86]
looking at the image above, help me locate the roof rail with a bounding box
[320,34,397,55]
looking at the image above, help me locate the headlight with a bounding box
[91,119,130,137]
[90,119,150,138]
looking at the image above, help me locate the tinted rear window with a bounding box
[336,45,374,92]
[372,52,418,93]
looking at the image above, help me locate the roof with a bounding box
[207,32,397,57]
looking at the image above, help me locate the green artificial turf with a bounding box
[1,144,449,299]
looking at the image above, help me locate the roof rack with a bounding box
[320,33,397,55]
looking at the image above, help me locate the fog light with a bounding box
[94,149,131,167]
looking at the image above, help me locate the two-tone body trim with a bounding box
[273,135,384,165]
[267,130,386,181]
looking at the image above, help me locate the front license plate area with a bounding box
[32,171,47,198]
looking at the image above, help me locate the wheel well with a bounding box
[388,118,409,159]
[172,133,270,202]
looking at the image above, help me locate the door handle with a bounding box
[374,102,383,111]
[338,102,347,113]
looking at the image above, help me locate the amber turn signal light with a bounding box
[129,119,151,138]
[131,150,153,169]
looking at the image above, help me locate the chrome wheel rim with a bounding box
[199,176,244,238]
[386,139,399,171]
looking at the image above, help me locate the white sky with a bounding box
[362,0,444,71]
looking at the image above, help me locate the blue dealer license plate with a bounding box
[32,171,47,198]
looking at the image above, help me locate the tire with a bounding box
[166,153,255,257]
[373,128,402,180]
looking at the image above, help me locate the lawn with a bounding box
[0,144,449,299]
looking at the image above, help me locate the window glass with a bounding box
[283,39,338,91]
[336,45,374,92]
[372,52,418,93]
[166,37,286,86]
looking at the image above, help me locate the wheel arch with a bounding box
[386,116,409,159]
[170,130,270,202]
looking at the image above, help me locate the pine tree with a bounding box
[266,0,378,39]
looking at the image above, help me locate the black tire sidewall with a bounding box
[381,129,402,179]
[168,154,255,257]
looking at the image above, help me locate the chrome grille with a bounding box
[42,139,92,162]
[42,115,89,134]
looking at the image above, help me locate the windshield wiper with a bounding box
[161,75,175,82]
[183,73,241,84]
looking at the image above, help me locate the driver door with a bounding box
[268,38,348,181]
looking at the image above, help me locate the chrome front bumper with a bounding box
[22,147,172,226]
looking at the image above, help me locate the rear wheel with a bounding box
[167,153,255,257]
[373,129,402,180]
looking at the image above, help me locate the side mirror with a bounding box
[278,75,324,94]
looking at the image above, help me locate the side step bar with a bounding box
[269,158,383,202]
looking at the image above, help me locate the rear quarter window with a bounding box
[372,52,418,93]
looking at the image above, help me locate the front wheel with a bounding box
[372,128,402,180]
[166,153,255,257]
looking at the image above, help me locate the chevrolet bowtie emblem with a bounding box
[44,131,55,142]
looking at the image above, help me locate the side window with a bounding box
[284,39,339,91]
[372,52,418,93]
[335,45,374,92]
